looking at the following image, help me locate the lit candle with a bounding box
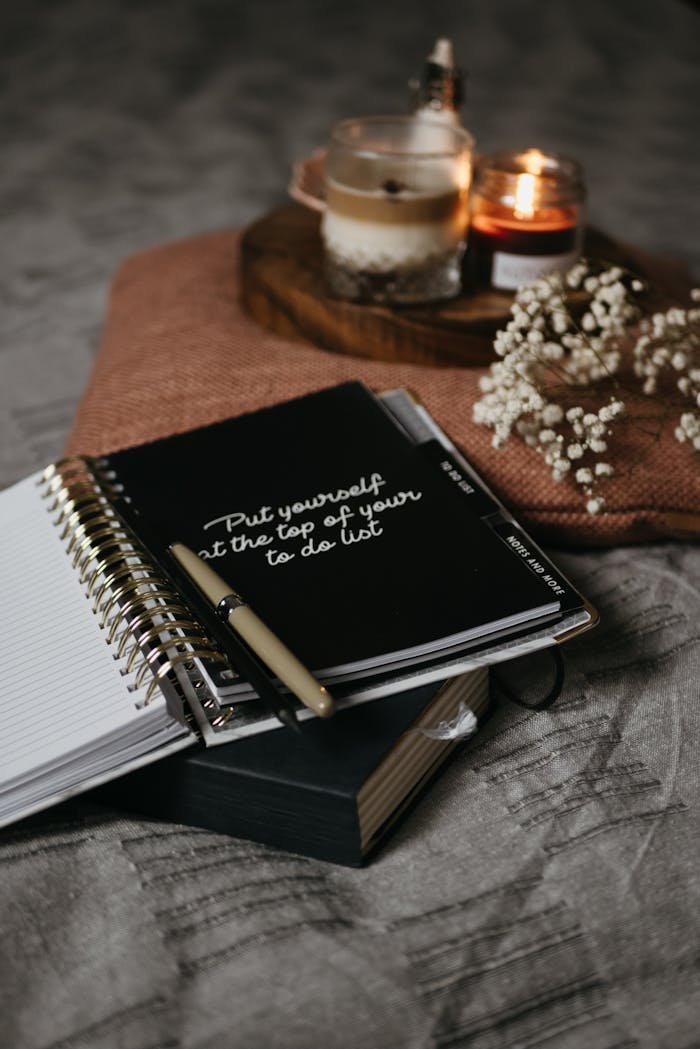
[467,148,585,291]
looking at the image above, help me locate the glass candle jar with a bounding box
[468,148,585,291]
[322,116,473,304]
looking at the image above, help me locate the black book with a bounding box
[102,669,491,867]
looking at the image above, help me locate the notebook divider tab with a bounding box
[37,456,239,743]
[377,389,598,640]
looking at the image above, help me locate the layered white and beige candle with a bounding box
[321,117,472,288]
[323,170,469,274]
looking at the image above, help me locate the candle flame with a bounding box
[522,148,546,176]
[514,172,537,219]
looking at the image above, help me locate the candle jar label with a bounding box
[492,249,580,291]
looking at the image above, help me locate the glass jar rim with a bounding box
[473,148,585,208]
[330,115,474,159]
[475,147,583,182]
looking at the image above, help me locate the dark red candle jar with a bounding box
[468,148,585,291]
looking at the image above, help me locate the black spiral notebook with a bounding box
[107,382,586,703]
[0,382,596,844]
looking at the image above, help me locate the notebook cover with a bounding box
[100,677,486,866]
[106,382,557,679]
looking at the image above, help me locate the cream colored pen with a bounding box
[169,542,334,718]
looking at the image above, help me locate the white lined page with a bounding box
[0,472,167,786]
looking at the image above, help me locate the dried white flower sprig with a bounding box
[632,291,700,448]
[473,263,700,514]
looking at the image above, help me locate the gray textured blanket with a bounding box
[1,2,698,1046]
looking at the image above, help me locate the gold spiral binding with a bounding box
[48,483,102,514]
[55,495,110,530]
[80,544,139,585]
[92,570,170,616]
[123,620,203,672]
[44,458,124,506]
[40,456,93,483]
[134,637,195,689]
[143,649,232,707]
[99,576,174,629]
[43,468,89,495]
[82,546,150,591]
[59,502,113,543]
[112,600,192,649]
[38,457,232,738]
[71,524,130,569]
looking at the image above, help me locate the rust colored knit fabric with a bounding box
[66,231,700,546]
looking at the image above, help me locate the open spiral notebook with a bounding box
[0,384,597,833]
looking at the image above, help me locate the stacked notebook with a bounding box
[0,382,596,863]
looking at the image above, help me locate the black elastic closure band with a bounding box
[492,646,565,711]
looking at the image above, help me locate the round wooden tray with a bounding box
[240,204,694,368]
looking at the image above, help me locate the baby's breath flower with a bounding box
[598,400,624,423]
[541,403,564,425]
[473,265,699,515]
